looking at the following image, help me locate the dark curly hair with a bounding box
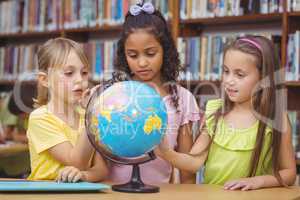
[112,3,182,110]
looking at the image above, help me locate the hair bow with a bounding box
[129,2,155,16]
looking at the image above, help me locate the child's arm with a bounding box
[81,153,109,182]
[156,127,211,174]
[176,122,195,183]
[12,129,28,143]
[224,114,297,191]
[47,88,99,170]
[56,153,109,183]
[48,126,94,170]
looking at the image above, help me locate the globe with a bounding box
[85,81,168,193]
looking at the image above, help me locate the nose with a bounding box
[224,74,235,85]
[138,56,148,68]
[75,71,83,83]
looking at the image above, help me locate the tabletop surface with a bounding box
[0,142,28,157]
[0,183,300,200]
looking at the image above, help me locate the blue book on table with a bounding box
[0,181,110,192]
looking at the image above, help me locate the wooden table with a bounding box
[0,143,29,176]
[0,142,28,157]
[0,184,299,200]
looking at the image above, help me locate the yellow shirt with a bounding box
[203,99,273,185]
[26,106,80,180]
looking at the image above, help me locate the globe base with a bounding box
[112,164,159,193]
[112,182,159,193]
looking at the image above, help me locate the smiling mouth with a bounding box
[226,88,238,95]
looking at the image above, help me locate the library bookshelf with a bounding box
[0,0,300,106]
[0,0,300,169]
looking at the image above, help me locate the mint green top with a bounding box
[0,94,18,126]
[203,99,273,185]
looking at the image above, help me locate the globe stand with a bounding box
[112,164,159,193]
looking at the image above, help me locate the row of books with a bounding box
[84,40,118,81]
[64,0,170,29]
[177,33,280,81]
[2,33,300,83]
[180,0,284,19]
[0,40,118,81]
[0,44,39,80]
[1,0,63,33]
[286,30,300,81]
[288,0,300,12]
[0,0,171,34]
[0,33,290,82]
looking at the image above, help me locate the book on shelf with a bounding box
[289,0,300,12]
[84,39,118,81]
[0,0,173,82]
[177,32,281,82]
[0,0,171,34]
[0,40,119,82]
[0,44,39,81]
[179,0,284,20]
[286,30,300,81]
[288,111,300,160]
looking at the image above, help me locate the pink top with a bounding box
[107,85,200,184]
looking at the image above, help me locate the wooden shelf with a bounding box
[64,25,122,33]
[0,25,122,38]
[288,12,300,17]
[0,79,298,88]
[64,25,123,40]
[181,13,283,26]
[285,81,300,87]
[0,30,62,39]
[0,24,123,45]
[179,80,300,87]
[0,80,15,85]
[0,30,62,46]
[0,79,36,86]
[180,13,283,36]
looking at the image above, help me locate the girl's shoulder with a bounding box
[175,85,198,102]
[29,105,48,118]
[175,85,199,108]
[205,99,223,117]
[29,106,64,126]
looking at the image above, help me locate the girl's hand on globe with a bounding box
[56,166,85,183]
[154,135,172,158]
[79,85,101,108]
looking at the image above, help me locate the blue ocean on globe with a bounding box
[91,81,167,158]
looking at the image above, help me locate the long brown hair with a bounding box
[206,35,285,185]
[35,37,89,106]
[112,1,181,110]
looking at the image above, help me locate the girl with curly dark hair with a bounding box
[107,1,200,184]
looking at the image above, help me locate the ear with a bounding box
[37,72,48,88]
